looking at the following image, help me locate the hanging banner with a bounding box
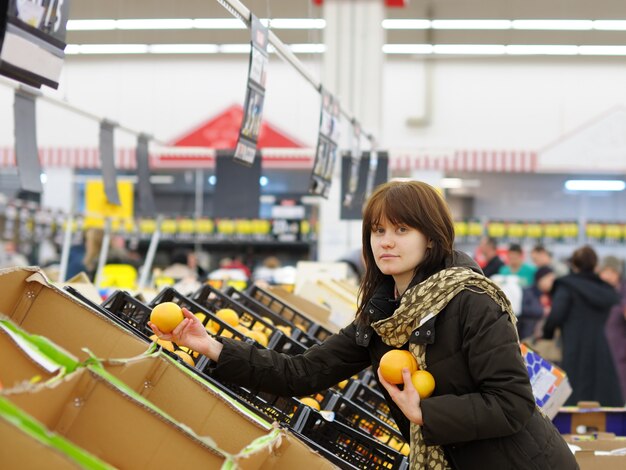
[234,14,269,166]
[309,89,341,198]
[99,119,120,205]
[0,0,71,89]
[136,133,156,215]
[342,121,362,208]
[13,87,42,193]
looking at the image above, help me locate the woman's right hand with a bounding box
[148,307,223,361]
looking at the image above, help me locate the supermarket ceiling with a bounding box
[67,0,626,55]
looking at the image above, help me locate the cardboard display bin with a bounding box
[1,368,228,469]
[0,267,148,361]
[566,433,626,470]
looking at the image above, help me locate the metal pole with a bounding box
[57,214,73,282]
[216,0,376,143]
[138,216,162,290]
[94,218,111,288]
[194,168,204,254]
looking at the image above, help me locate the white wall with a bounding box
[2,55,624,151]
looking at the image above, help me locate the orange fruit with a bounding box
[379,350,418,384]
[337,379,348,390]
[150,302,183,333]
[411,370,435,399]
[194,312,207,324]
[299,397,321,410]
[216,308,239,327]
[248,330,269,347]
[149,334,175,352]
[174,350,195,366]
[276,325,292,337]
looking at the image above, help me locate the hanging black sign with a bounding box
[309,89,341,198]
[234,14,269,166]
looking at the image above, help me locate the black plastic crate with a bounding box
[343,379,398,430]
[224,286,320,348]
[149,287,259,347]
[100,289,154,338]
[64,286,149,342]
[195,355,302,426]
[191,284,307,355]
[290,405,408,470]
[247,284,334,343]
[322,391,407,451]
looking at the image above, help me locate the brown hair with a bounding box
[356,180,455,323]
[570,245,598,273]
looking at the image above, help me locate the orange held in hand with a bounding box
[411,370,436,398]
[379,349,418,384]
[150,302,184,333]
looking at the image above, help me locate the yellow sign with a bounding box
[84,180,134,229]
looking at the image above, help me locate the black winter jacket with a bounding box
[212,251,578,469]
[544,272,622,406]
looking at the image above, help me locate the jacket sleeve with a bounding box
[210,322,371,396]
[421,293,536,445]
[542,286,571,339]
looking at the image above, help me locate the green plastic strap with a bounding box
[0,319,79,373]
[0,397,114,469]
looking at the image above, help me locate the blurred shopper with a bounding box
[152,180,576,469]
[530,244,568,277]
[499,243,536,288]
[162,249,198,281]
[599,256,626,401]
[252,255,282,284]
[543,245,622,406]
[478,236,504,278]
[518,267,554,340]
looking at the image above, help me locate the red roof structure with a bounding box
[172,104,305,149]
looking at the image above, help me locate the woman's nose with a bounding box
[380,236,394,248]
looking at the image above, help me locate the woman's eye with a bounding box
[397,226,407,233]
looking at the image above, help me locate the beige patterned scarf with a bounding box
[372,267,518,470]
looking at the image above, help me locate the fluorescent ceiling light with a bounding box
[578,45,626,56]
[382,44,433,54]
[192,18,245,29]
[289,43,326,53]
[506,45,578,55]
[66,18,323,31]
[382,19,430,30]
[512,20,593,30]
[265,18,325,29]
[148,44,219,54]
[594,20,626,31]
[564,180,625,191]
[432,20,512,30]
[433,44,506,55]
[440,178,463,189]
[116,18,195,30]
[66,44,149,54]
[383,18,626,31]
[218,44,251,54]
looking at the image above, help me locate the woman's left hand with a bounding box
[377,367,424,425]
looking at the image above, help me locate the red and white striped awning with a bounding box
[0,147,538,173]
[0,147,314,170]
[390,149,538,173]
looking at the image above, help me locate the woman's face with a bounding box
[370,216,429,288]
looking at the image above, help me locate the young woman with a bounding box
[150,181,577,470]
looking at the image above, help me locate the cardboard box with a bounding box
[554,404,626,435]
[102,353,337,470]
[565,433,626,451]
[0,267,148,361]
[2,368,228,469]
[0,397,112,470]
[520,343,572,419]
[575,450,626,470]
[0,319,64,388]
[55,272,104,305]
[268,286,338,333]
[102,353,273,467]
